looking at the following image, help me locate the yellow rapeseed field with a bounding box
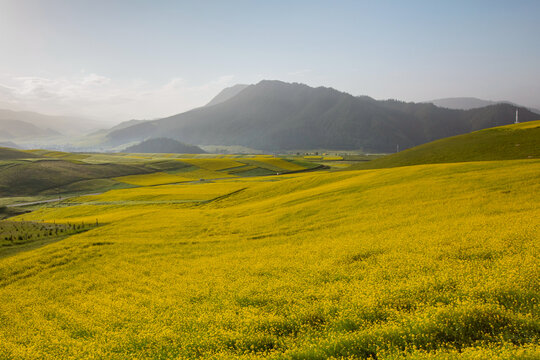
[114,172,195,186]
[322,156,343,160]
[0,159,538,359]
[179,159,246,171]
[116,169,235,186]
[75,182,247,203]
[249,158,305,171]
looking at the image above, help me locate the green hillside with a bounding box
[353,120,540,170]
[0,151,316,201]
[0,160,168,197]
[0,147,38,160]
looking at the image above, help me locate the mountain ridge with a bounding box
[0,118,61,140]
[0,108,107,137]
[101,80,540,152]
[205,84,249,107]
[425,97,540,113]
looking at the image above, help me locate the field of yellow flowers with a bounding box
[0,159,538,359]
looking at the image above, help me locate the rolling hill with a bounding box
[0,160,181,197]
[102,81,540,152]
[0,155,538,359]
[352,120,540,170]
[0,146,38,160]
[123,138,206,154]
[0,152,195,197]
[0,149,316,199]
[0,131,538,358]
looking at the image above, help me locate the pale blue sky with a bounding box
[0,0,538,121]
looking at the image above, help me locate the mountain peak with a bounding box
[103,80,540,153]
[206,84,250,107]
[122,138,206,154]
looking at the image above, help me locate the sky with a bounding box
[0,0,539,123]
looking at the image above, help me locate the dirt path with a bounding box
[6,166,325,208]
[6,193,103,207]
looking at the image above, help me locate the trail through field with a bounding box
[6,193,103,207]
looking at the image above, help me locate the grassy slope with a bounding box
[352,120,540,170]
[0,159,188,196]
[0,147,38,160]
[0,152,311,198]
[0,159,538,359]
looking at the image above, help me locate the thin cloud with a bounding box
[288,69,312,76]
[0,73,236,122]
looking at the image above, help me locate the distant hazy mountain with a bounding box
[89,119,148,137]
[0,118,60,139]
[103,81,540,152]
[205,84,249,107]
[0,141,20,149]
[426,97,540,113]
[427,97,500,110]
[111,119,148,131]
[0,109,107,137]
[123,138,206,154]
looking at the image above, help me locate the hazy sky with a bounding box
[0,0,539,122]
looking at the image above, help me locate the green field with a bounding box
[0,125,538,359]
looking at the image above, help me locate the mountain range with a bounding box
[0,118,60,140]
[100,80,540,153]
[426,97,540,113]
[0,109,108,146]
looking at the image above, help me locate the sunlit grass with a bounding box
[322,156,343,160]
[115,168,235,186]
[255,158,305,171]
[75,182,246,203]
[114,172,194,186]
[179,158,246,171]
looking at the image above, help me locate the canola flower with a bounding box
[114,172,195,186]
[179,159,246,171]
[0,159,538,359]
[322,156,343,161]
[249,158,305,171]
